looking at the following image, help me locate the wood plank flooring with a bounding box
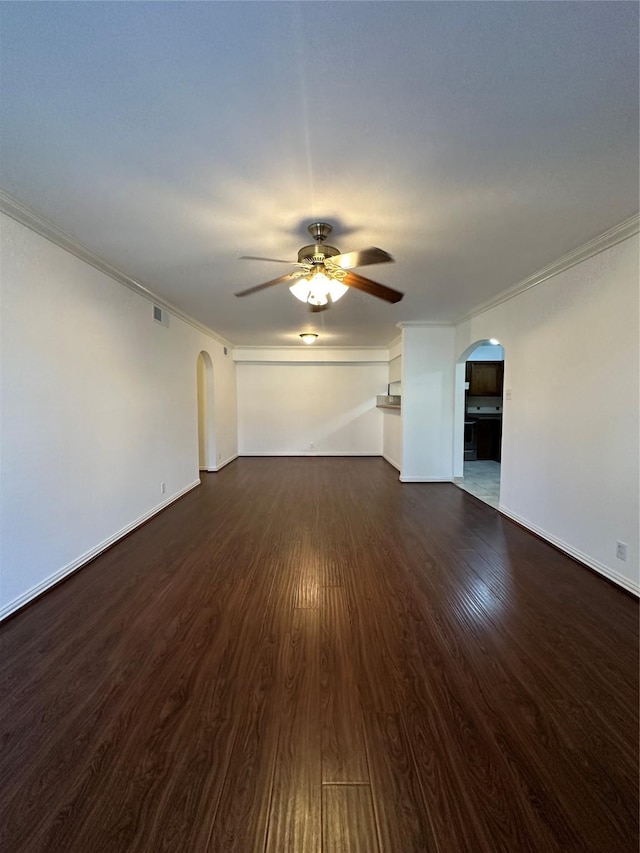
[0,457,637,852]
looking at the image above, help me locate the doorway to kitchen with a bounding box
[454,340,504,508]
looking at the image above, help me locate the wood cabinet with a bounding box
[466,361,504,396]
[476,417,502,461]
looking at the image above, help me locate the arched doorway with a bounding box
[453,339,504,508]
[197,351,216,471]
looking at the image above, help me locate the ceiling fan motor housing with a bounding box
[297,244,340,265]
[307,222,332,243]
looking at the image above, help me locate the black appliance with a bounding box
[464,418,478,461]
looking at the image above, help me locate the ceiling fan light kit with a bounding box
[236,222,403,311]
[289,273,349,306]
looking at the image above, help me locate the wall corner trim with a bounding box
[457,214,640,324]
[0,480,201,622]
[0,190,232,348]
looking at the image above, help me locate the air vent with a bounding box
[153,305,169,327]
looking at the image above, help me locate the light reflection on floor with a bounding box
[457,460,501,508]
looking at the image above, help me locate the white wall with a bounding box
[0,213,237,617]
[400,325,456,481]
[382,409,402,471]
[197,352,208,467]
[236,360,387,456]
[455,233,639,593]
[389,355,402,382]
[382,340,403,471]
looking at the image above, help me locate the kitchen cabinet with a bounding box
[466,361,504,396]
[476,417,502,461]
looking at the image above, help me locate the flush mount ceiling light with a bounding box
[299,333,319,344]
[236,222,403,312]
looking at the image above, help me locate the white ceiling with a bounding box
[1,2,638,347]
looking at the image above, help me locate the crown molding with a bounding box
[456,213,640,325]
[0,189,232,348]
[232,345,391,350]
[232,345,390,363]
[396,321,454,328]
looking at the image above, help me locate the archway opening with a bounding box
[453,339,504,508]
[197,351,216,471]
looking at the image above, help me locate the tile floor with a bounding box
[456,460,501,508]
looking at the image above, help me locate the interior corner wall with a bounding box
[211,355,237,470]
[382,354,402,470]
[0,212,238,617]
[388,354,402,382]
[236,361,386,456]
[455,233,639,593]
[400,326,456,481]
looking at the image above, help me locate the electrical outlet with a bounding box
[160,482,166,495]
[505,389,512,400]
[616,541,627,561]
[309,442,314,449]
[218,452,222,461]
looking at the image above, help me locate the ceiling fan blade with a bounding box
[343,270,404,303]
[235,272,298,297]
[239,255,292,264]
[327,246,393,270]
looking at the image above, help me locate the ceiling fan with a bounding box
[235,222,403,312]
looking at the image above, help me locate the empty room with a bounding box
[0,2,638,852]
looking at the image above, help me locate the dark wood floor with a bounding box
[1,458,638,852]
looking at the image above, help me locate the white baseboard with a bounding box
[498,505,639,597]
[215,452,238,470]
[399,476,452,483]
[0,479,201,621]
[200,453,238,473]
[382,453,401,472]
[238,452,381,457]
